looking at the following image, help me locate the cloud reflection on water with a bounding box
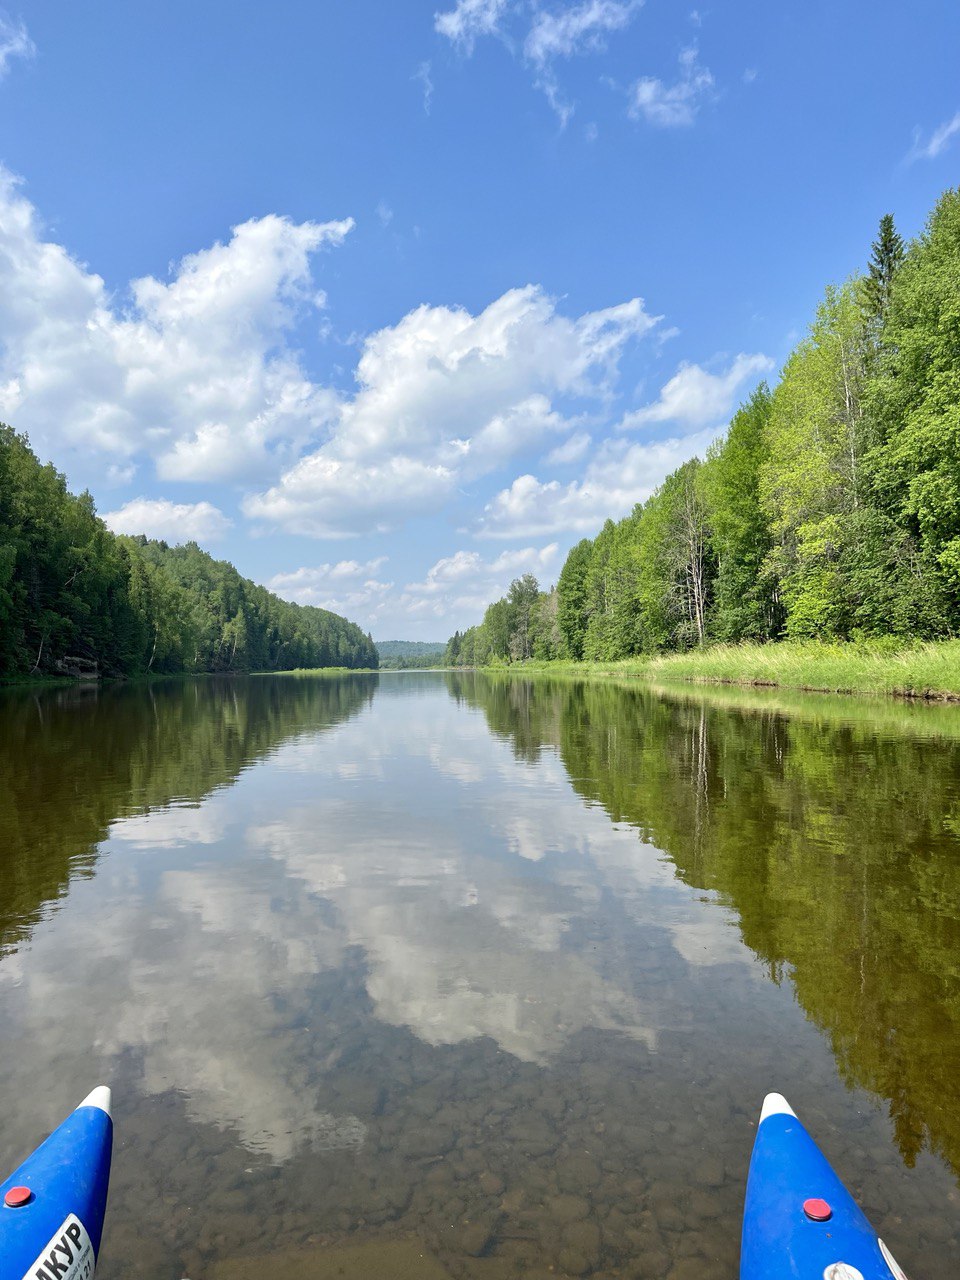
[0,677,755,1163]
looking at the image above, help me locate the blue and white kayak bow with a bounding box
[0,1086,113,1280]
[741,1092,910,1280]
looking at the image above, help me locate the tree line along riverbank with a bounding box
[445,188,960,688]
[0,427,378,682]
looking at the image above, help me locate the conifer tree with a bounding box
[863,213,905,321]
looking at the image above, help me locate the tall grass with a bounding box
[510,640,960,700]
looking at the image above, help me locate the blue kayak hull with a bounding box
[741,1093,908,1280]
[0,1087,112,1280]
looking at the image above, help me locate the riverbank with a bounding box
[492,640,960,700]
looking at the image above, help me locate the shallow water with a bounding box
[0,671,958,1278]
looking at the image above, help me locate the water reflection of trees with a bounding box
[0,675,377,956]
[447,671,960,1178]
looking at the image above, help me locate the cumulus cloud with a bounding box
[620,352,773,430]
[908,111,960,162]
[629,45,714,127]
[543,430,592,466]
[0,168,351,480]
[271,544,562,629]
[244,287,659,537]
[434,0,509,52]
[477,428,718,537]
[268,559,393,614]
[103,497,234,543]
[0,15,34,78]
[401,543,560,617]
[106,462,137,486]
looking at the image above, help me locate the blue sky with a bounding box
[1,1,958,639]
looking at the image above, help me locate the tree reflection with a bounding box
[450,672,960,1177]
[0,675,377,956]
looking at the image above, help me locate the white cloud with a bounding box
[329,556,387,580]
[0,15,34,78]
[399,543,561,619]
[629,45,714,127]
[434,0,509,52]
[270,557,388,591]
[543,430,592,466]
[103,497,233,543]
[244,287,659,537]
[436,0,642,124]
[376,199,393,227]
[0,169,352,481]
[245,455,457,539]
[908,111,960,162]
[106,462,137,486]
[414,60,434,113]
[477,428,719,537]
[620,352,773,430]
[524,0,641,64]
[268,558,392,612]
[526,0,643,125]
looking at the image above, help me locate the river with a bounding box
[0,672,957,1278]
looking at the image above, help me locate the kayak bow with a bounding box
[0,1086,113,1280]
[741,1092,909,1280]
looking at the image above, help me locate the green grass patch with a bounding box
[494,639,960,700]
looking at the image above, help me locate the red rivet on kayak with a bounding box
[4,1186,32,1208]
[803,1197,832,1221]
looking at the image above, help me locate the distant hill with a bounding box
[375,640,446,669]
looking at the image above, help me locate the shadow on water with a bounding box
[450,671,960,1181]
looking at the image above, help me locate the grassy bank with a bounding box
[496,640,960,700]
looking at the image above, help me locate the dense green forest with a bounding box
[0,428,378,679]
[446,188,960,667]
[376,640,446,669]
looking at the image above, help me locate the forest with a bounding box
[0,428,378,679]
[376,640,447,669]
[446,186,960,667]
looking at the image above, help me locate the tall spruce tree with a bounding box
[863,213,905,322]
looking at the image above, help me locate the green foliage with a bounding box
[634,460,713,651]
[863,212,906,324]
[445,573,568,667]
[701,384,781,640]
[0,426,378,679]
[376,640,446,669]
[583,517,645,659]
[760,282,870,637]
[443,187,960,663]
[556,538,593,659]
[866,187,960,631]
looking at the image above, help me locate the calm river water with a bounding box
[1,672,958,1278]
